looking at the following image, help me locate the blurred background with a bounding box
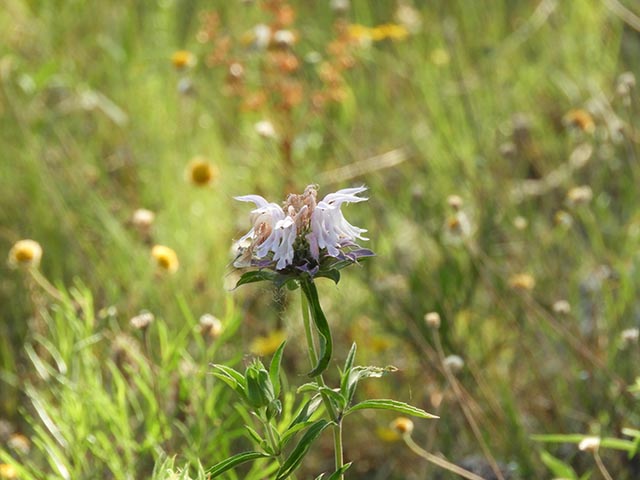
[1,0,640,478]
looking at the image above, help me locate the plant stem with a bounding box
[403,434,485,480]
[300,287,344,478]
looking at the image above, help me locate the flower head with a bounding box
[171,50,196,70]
[233,185,373,286]
[187,156,218,186]
[8,239,42,269]
[151,245,179,273]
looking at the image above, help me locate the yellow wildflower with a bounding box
[187,156,218,186]
[250,330,286,356]
[151,245,179,274]
[0,464,17,479]
[171,50,196,70]
[7,239,42,269]
[563,109,595,134]
[509,273,535,291]
[390,417,414,436]
[372,23,409,41]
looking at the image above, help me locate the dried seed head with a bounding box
[8,239,43,269]
[578,436,600,453]
[130,311,154,330]
[171,50,196,70]
[621,328,639,345]
[272,29,296,48]
[390,417,414,436]
[424,311,441,329]
[552,300,571,315]
[7,433,30,454]
[151,245,179,273]
[447,194,464,210]
[513,216,528,230]
[566,185,593,206]
[131,208,155,231]
[255,120,277,139]
[509,273,535,291]
[616,71,636,98]
[444,354,464,374]
[199,314,223,338]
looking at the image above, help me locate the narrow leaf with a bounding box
[236,270,277,288]
[539,451,577,480]
[301,279,332,377]
[326,463,352,480]
[345,399,438,419]
[269,341,287,398]
[275,420,332,480]
[207,451,270,478]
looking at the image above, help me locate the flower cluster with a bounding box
[234,185,372,281]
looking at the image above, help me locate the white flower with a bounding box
[235,195,297,270]
[308,186,368,258]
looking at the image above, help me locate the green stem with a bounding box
[300,286,344,478]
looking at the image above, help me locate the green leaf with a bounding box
[341,365,397,405]
[343,343,357,374]
[300,279,332,377]
[275,420,332,480]
[532,434,635,452]
[315,269,340,284]
[244,425,263,445]
[326,463,352,480]
[269,341,287,398]
[210,364,246,399]
[345,399,438,419]
[236,270,278,288]
[539,451,577,480]
[206,451,270,478]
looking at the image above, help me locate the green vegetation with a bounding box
[2,0,640,478]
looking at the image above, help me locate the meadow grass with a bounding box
[1,0,640,478]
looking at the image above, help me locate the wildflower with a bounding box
[424,311,441,329]
[390,417,414,436]
[509,273,535,291]
[578,436,600,453]
[250,330,287,356]
[443,355,464,374]
[554,210,573,228]
[566,185,593,206]
[255,120,277,139]
[563,109,595,134]
[252,24,272,50]
[234,185,372,282]
[151,245,179,273]
[7,239,42,269]
[199,314,223,338]
[130,311,154,330]
[330,0,349,12]
[171,50,196,70]
[552,300,571,315]
[131,208,155,231]
[395,4,422,33]
[442,211,472,245]
[0,464,17,479]
[371,23,409,41]
[187,156,217,186]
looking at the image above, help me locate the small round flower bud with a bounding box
[7,239,42,269]
[552,300,571,315]
[390,417,414,436]
[424,312,441,329]
[199,314,223,338]
[578,436,600,453]
[151,245,179,273]
[130,311,154,330]
[513,216,528,230]
[443,355,464,374]
[255,120,277,139]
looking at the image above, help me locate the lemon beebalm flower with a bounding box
[8,239,42,269]
[151,245,179,273]
[234,185,372,279]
